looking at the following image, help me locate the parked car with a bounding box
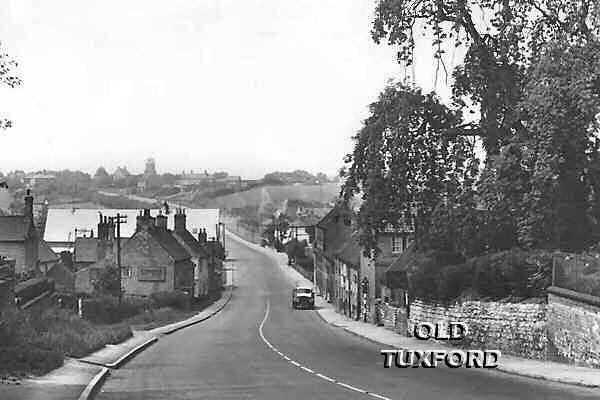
[291,286,314,310]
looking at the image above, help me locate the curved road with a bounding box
[96,234,599,400]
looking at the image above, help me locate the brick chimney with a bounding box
[174,208,186,231]
[198,228,206,244]
[155,211,168,230]
[24,189,34,221]
[97,213,105,241]
[136,209,155,231]
[107,217,115,242]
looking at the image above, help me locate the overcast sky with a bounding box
[0,0,453,179]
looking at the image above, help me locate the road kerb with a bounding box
[162,282,234,335]
[77,367,110,400]
[105,337,158,369]
[233,232,600,389]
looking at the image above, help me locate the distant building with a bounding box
[144,157,157,175]
[223,175,242,190]
[112,166,132,181]
[137,181,147,194]
[21,173,56,189]
[0,182,11,214]
[175,172,212,187]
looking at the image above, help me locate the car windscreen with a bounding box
[296,288,312,294]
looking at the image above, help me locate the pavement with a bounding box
[88,232,598,399]
[242,236,600,389]
[0,267,234,400]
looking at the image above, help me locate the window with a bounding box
[392,236,402,254]
[121,267,131,278]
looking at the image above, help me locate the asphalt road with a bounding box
[95,234,600,400]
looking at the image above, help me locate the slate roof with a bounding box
[44,208,220,247]
[316,207,339,229]
[38,240,60,263]
[74,237,100,263]
[0,216,31,242]
[172,229,208,257]
[332,227,361,267]
[147,227,191,262]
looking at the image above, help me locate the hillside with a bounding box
[193,183,341,210]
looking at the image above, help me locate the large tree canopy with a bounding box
[342,0,600,257]
[341,84,477,255]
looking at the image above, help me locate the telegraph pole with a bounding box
[112,213,127,303]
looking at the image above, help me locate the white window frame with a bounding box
[392,236,402,254]
[121,267,132,278]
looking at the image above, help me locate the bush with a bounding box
[150,290,190,310]
[408,249,553,303]
[0,307,132,377]
[82,296,151,324]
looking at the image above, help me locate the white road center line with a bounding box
[258,301,394,400]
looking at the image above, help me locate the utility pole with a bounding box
[112,213,127,303]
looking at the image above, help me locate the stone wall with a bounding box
[547,286,600,368]
[409,299,548,360]
[379,302,408,335]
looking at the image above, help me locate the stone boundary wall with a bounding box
[379,302,408,335]
[409,299,548,360]
[547,286,600,369]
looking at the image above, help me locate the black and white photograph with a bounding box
[0,1,599,399]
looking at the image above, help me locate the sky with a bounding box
[0,0,454,179]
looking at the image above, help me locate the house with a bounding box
[73,215,115,271]
[0,190,39,275]
[203,237,226,298]
[38,239,60,274]
[332,227,361,320]
[112,166,131,181]
[313,204,352,303]
[223,175,242,190]
[74,215,118,293]
[21,173,55,189]
[359,221,414,323]
[44,207,220,252]
[0,181,11,214]
[0,257,15,309]
[171,208,210,299]
[120,209,194,298]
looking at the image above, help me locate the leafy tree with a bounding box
[341,83,476,256]
[92,265,121,297]
[353,0,600,257]
[371,0,599,156]
[0,45,21,131]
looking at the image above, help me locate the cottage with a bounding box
[0,190,39,275]
[74,215,118,293]
[313,204,352,303]
[332,228,361,320]
[359,221,413,323]
[120,209,194,298]
[171,208,210,299]
[0,257,15,309]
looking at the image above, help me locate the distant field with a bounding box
[206,183,341,209]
